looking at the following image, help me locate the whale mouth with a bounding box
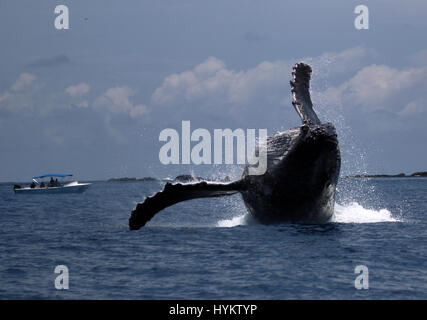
[303,132,338,148]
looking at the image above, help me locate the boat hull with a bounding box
[14,183,91,194]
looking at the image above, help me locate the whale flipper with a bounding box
[129,180,244,229]
[290,63,321,125]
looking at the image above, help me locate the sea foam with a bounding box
[331,202,398,223]
[217,202,398,227]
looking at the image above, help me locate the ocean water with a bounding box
[0,177,426,299]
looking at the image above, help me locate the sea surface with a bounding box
[0,177,426,299]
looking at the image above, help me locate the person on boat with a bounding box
[30,182,36,188]
[55,178,59,187]
[40,182,45,188]
[49,177,55,187]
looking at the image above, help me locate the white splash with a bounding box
[217,202,398,227]
[332,202,399,223]
[217,214,250,227]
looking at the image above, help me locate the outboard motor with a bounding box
[13,184,21,190]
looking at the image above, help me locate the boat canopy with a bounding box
[32,174,73,179]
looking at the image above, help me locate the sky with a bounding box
[1,0,427,182]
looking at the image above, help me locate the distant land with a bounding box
[107,177,158,182]
[350,171,427,178]
[107,174,232,183]
[107,172,427,182]
[4,172,427,185]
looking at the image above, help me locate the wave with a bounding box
[217,214,250,228]
[217,202,398,227]
[331,202,398,223]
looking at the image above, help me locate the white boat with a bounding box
[14,174,91,194]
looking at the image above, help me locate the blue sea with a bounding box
[0,177,426,299]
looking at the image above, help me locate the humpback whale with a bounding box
[129,62,341,230]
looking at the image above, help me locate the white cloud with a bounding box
[0,73,38,112]
[151,47,372,108]
[11,73,37,92]
[314,65,427,113]
[304,46,376,78]
[151,56,295,107]
[94,86,148,118]
[0,91,11,104]
[1,74,148,118]
[73,100,89,108]
[398,99,425,116]
[65,83,91,97]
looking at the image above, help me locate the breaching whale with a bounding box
[129,62,341,229]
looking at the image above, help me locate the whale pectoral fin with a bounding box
[290,62,321,125]
[129,180,244,230]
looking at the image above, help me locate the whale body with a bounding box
[129,63,341,230]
